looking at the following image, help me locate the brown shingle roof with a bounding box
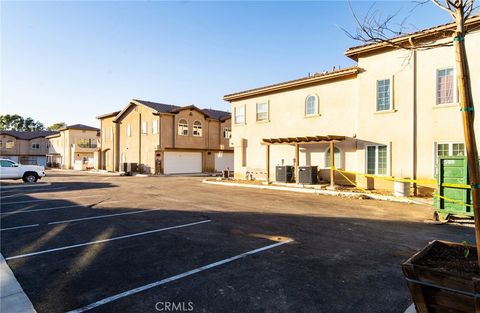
[0,130,59,140]
[60,124,99,131]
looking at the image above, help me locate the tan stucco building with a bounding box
[0,130,59,166]
[97,99,233,174]
[224,17,480,194]
[46,124,99,170]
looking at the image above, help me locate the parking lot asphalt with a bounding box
[0,171,475,313]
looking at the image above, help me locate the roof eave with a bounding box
[344,15,480,60]
[223,67,359,102]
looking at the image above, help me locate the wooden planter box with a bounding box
[402,240,480,313]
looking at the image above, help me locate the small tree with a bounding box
[47,122,67,131]
[346,0,480,263]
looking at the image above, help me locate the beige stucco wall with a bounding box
[48,129,98,169]
[1,135,50,157]
[99,103,233,174]
[99,116,118,171]
[230,75,358,180]
[228,28,479,190]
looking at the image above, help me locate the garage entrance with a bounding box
[164,151,202,174]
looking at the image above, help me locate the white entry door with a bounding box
[164,151,202,174]
[214,152,234,172]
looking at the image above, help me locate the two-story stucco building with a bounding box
[46,124,99,170]
[224,17,480,194]
[97,99,233,174]
[0,130,59,166]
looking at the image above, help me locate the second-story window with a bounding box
[223,127,231,139]
[193,121,202,136]
[126,124,131,137]
[256,102,268,121]
[376,79,391,111]
[234,106,245,124]
[102,128,106,142]
[31,143,40,149]
[152,120,158,134]
[305,95,318,116]
[142,121,147,134]
[178,119,188,136]
[109,126,113,141]
[6,140,14,149]
[437,68,454,105]
[0,140,3,148]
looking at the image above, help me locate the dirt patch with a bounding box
[415,241,479,277]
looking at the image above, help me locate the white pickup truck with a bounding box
[0,159,46,183]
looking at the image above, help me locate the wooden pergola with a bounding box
[262,135,346,186]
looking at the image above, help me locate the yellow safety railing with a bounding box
[332,167,473,208]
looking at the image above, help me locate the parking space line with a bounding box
[48,210,151,225]
[0,200,125,215]
[5,220,212,260]
[0,187,68,199]
[1,195,104,205]
[0,224,40,232]
[67,239,294,313]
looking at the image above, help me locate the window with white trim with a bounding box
[193,121,202,137]
[141,121,147,134]
[256,102,268,121]
[152,120,158,134]
[234,106,245,124]
[109,126,113,141]
[376,79,391,111]
[126,124,131,137]
[178,119,188,136]
[305,95,318,116]
[223,127,231,139]
[6,140,14,149]
[366,145,388,175]
[436,68,454,105]
[325,147,341,169]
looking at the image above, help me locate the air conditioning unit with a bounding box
[298,166,318,185]
[275,166,294,183]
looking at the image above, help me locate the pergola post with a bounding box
[266,144,270,183]
[295,143,299,183]
[330,141,335,187]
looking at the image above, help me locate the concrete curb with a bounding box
[0,254,36,313]
[202,180,423,205]
[0,182,51,190]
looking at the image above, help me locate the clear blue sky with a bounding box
[1,1,452,128]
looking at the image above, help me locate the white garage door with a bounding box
[164,151,202,174]
[215,152,234,172]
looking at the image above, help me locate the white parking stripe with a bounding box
[0,200,125,215]
[48,210,150,225]
[0,224,40,232]
[0,187,67,199]
[67,239,293,313]
[0,194,103,205]
[5,220,212,260]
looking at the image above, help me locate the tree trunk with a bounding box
[454,7,480,265]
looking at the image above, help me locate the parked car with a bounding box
[0,159,46,183]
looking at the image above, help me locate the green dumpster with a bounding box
[434,156,479,220]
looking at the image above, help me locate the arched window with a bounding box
[305,95,319,116]
[178,119,188,136]
[325,146,341,169]
[193,121,202,137]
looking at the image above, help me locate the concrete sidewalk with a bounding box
[0,254,36,313]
